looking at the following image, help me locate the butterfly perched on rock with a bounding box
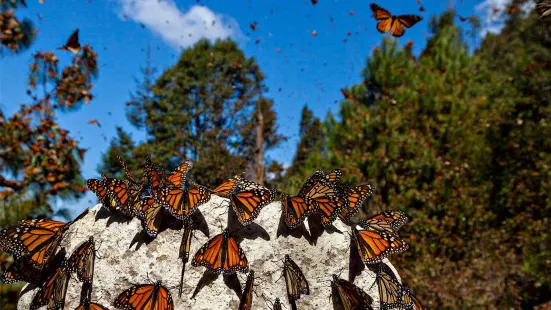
[370,3,422,37]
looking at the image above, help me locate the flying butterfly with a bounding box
[58,29,81,54]
[370,3,422,37]
[351,212,409,265]
[191,229,249,274]
[67,237,97,283]
[226,180,276,226]
[178,218,193,298]
[113,280,174,310]
[337,183,376,222]
[536,0,551,18]
[30,260,70,310]
[283,255,309,301]
[75,300,110,310]
[331,274,374,310]
[238,270,255,310]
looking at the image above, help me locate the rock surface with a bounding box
[18,196,401,309]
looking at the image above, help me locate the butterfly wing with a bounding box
[223,231,249,274]
[230,181,275,225]
[137,198,163,238]
[30,262,70,310]
[191,232,225,273]
[338,184,375,221]
[331,275,374,310]
[212,174,244,198]
[66,29,79,48]
[238,270,255,310]
[297,170,324,197]
[377,264,406,309]
[396,14,422,28]
[370,3,393,34]
[0,255,42,284]
[166,160,193,188]
[118,156,137,183]
[104,178,142,217]
[178,219,193,298]
[283,255,309,300]
[185,185,211,216]
[359,210,408,234]
[114,282,174,310]
[304,182,345,226]
[281,194,317,229]
[87,179,109,203]
[352,225,408,265]
[0,220,66,268]
[67,237,95,283]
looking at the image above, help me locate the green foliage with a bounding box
[100,39,283,187]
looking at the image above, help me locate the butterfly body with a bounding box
[370,3,422,37]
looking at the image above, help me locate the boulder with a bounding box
[18,196,401,309]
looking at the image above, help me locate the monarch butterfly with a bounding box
[376,264,408,309]
[30,260,70,310]
[155,184,211,220]
[337,183,376,222]
[113,280,174,310]
[191,229,249,274]
[103,178,144,218]
[536,0,551,18]
[357,210,408,233]
[300,170,346,226]
[0,219,68,269]
[370,3,422,37]
[238,270,255,310]
[211,173,245,198]
[281,193,317,229]
[165,160,193,189]
[87,179,109,204]
[331,274,374,310]
[283,255,309,300]
[58,29,80,54]
[178,219,193,298]
[351,215,409,265]
[226,180,276,226]
[135,198,164,238]
[0,255,43,284]
[75,300,110,310]
[68,237,96,283]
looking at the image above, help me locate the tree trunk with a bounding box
[255,100,265,185]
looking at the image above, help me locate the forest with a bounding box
[1,0,550,309]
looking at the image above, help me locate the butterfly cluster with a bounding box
[1,154,426,309]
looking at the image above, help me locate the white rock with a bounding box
[17,196,401,309]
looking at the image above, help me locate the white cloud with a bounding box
[475,0,535,35]
[114,0,243,49]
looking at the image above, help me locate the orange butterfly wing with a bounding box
[338,184,375,221]
[230,181,275,225]
[114,281,174,310]
[67,237,95,283]
[212,174,244,198]
[192,230,248,274]
[352,225,408,264]
[281,194,317,229]
[166,160,193,188]
[75,301,109,310]
[30,262,70,310]
[389,19,405,37]
[370,3,393,34]
[238,270,255,310]
[136,198,163,238]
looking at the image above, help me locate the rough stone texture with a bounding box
[18,196,401,309]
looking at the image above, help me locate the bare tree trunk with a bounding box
[255,100,265,185]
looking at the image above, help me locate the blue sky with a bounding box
[0,0,524,218]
